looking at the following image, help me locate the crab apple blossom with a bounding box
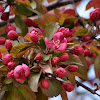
[2,54,13,65]
[55,67,66,78]
[84,48,91,57]
[35,53,43,60]
[1,12,9,21]
[24,18,34,27]
[0,6,4,12]
[89,52,96,58]
[5,24,16,34]
[5,40,12,52]
[68,29,75,36]
[83,35,91,42]
[0,52,1,59]
[7,70,14,79]
[14,64,30,82]
[7,62,15,69]
[7,30,18,40]
[41,79,49,89]
[90,8,100,22]
[67,37,73,43]
[66,65,78,72]
[60,53,69,62]
[30,31,39,42]
[73,46,84,55]
[52,57,59,66]
[45,32,67,51]
[63,83,74,92]
[0,37,6,45]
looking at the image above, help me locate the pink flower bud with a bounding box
[55,67,66,78]
[5,24,16,34]
[5,40,12,52]
[73,46,84,55]
[73,54,79,58]
[68,29,75,36]
[1,12,9,21]
[89,52,96,58]
[7,30,18,40]
[7,70,14,79]
[2,54,13,65]
[66,65,78,72]
[30,28,39,33]
[41,79,49,89]
[30,31,38,42]
[7,62,15,69]
[0,37,6,45]
[63,83,74,92]
[60,53,69,62]
[84,48,91,57]
[52,57,59,66]
[86,59,91,68]
[90,8,100,21]
[83,35,91,42]
[14,64,30,82]
[67,37,73,43]
[24,18,34,27]
[35,53,43,60]
[0,6,4,12]
[0,52,2,59]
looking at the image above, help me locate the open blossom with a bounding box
[45,32,67,51]
[14,64,30,82]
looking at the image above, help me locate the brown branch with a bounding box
[0,0,82,27]
[76,80,100,96]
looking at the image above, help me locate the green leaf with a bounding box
[15,15,28,36]
[73,28,88,36]
[43,54,52,61]
[30,0,37,9]
[44,22,60,40]
[40,79,62,97]
[16,4,33,16]
[28,71,42,92]
[61,53,83,66]
[40,38,46,50]
[36,88,48,100]
[94,55,100,78]
[4,77,13,84]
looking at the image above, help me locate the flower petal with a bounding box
[53,32,63,41]
[45,37,54,49]
[61,38,67,44]
[56,43,67,51]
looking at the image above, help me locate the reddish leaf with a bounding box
[86,0,100,10]
[63,9,76,17]
[61,87,68,100]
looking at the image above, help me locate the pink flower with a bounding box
[41,79,49,89]
[14,64,30,82]
[45,32,67,51]
[7,70,14,79]
[35,53,43,60]
[0,37,6,45]
[52,57,59,66]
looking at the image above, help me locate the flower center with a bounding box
[53,40,61,49]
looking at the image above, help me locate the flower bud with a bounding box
[1,12,9,21]
[66,65,78,72]
[67,37,73,43]
[5,24,16,34]
[55,67,66,78]
[60,53,69,62]
[7,70,14,79]
[73,46,84,55]
[73,54,79,58]
[41,79,49,89]
[5,40,12,52]
[35,53,43,60]
[0,52,2,59]
[0,6,4,12]
[89,52,96,58]
[52,57,59,66]
[0,37,6,45]
[83,35,91,42]
[7,30,18,40]
[7,62,15,69]
[86,59,91,67]
[68,29,75,36]
[84,48,91,57]
[2,54,13,65]
[24,18,34,27]
[63,83,74,92]
[30,31,38,42]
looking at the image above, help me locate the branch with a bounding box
[0,0,82,27]
[76,80,100,96]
